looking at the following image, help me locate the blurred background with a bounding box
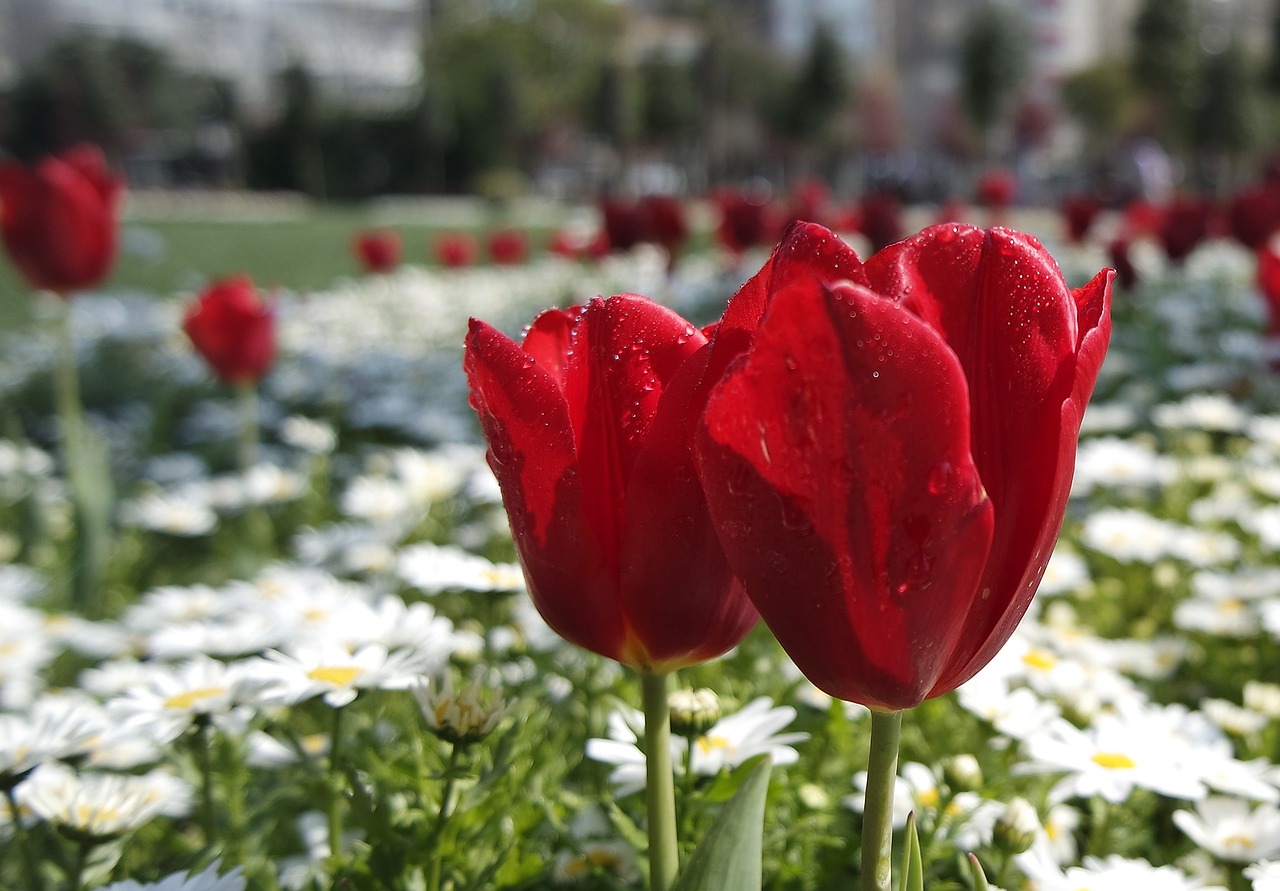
[1,0,1277,207]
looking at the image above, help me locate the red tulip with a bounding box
[1258,244,1280,336]
[695,222,1112,710]
[715,189,774,255]
[637,195,689,268]
[975,169,1017,210]
[488,228,528,265]
[183,276,276,386]
[435,232,477,268]
[600,198,643,253]
[1108,237,1139,291]
[1061,194,1102,244]
[0,144,123,294]
[1228,184,1280,251]
[352,229,402,274]
[1157,195,1213,263]
[464,295,758,671]
[857,189,904,253]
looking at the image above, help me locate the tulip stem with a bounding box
[859,709,903,891]
[236,381,259,471]
[641,670,679,891]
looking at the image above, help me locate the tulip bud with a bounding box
[942,754,983,792]
[668,688,721,739]
[993,797,1040,855]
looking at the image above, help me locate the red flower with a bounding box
[695,223,1112,710]
[464,295,758,671]
[637,195,689,267]
[857,189,904,253]
[714,189,774,255]
[435,232,477,268]
[488,228,528,265]
[0,144,123,294]
[600,198,643,253]
[1061,194,1102,244]
[183,276,276,386]
[352,229,402,273]
[1257,244,1280,336]
[975,169,1017,210]
[1157,195,1213,263]
[1227,184,1280,251]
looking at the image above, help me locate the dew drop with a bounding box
[927,461,953,494]
[872,371,880,379]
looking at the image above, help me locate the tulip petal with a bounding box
[464,318,629,660]
[863,225,1109,696]
[522,306,581,389]
[621,341,758,670]
[698,279,994,709]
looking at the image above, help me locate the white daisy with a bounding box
[1173,797,1280,863]
[119,490,218,537]
[1245,860,1280,890]
[92,860,245,891]
[107,656,256,746]
[17,762,193,839]
[0,693,105,780]
[396,542,525,594]
[585,697,806,796]
[249,642,427,707]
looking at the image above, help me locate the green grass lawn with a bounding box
[0,198,566,332]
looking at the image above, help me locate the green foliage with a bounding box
[777,27,850,143]
[1059,61,1138,146]
[958,2,1027,148]
[1130,0,1201,143]
[638,56,702,147]
[1194,43,1262,157]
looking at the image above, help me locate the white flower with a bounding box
[1152,393,1248,432]
[93,860,245,891]
[414,673,513,745]
[340,474,417,524]
[1246,860,1280,891]
[279,415,336,454]
[119,490,218,536]
[396,542,525,594]
[1071,436,1176,496]
[1202,698,1269,738]
[0,693,105,778]
[17,762,193,839]
[1017,710,1207,804]
[585,698,806,796]
[1174,797,1280,863]
[1051,854,1224,891]
[107,656,256,746]
[249,642,427,707]
[1038,547,1091,597]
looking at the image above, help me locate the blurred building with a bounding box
[3,0,423,117]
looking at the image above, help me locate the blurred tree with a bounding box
[779,27,849,144]
[1130,0,1200,147]
[585,60,637,152]
[419,0,626,192]
[5,36,126,158]
[958,1,1027,160]
[637,55,700,148]
[1194,42,1262,193]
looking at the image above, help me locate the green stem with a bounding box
[195,718,217,846]
[425,743,462,891]
[641,670,678,891]
[54,301,84,440]
[223,734,246,867]
[327,705,346,862]
[236,381,259,471]
[5,785,46,891]
[859,709,903,891]
[68,838,94,891]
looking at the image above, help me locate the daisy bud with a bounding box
[1244,681,1280,720]
[942,754,983,792]
[993,797,1040,855]
[413,674,512,748]
[668,688,721,739]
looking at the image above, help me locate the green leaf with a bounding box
[899,811,923,891]
[967,853,991,891]
[671,756,772,891]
